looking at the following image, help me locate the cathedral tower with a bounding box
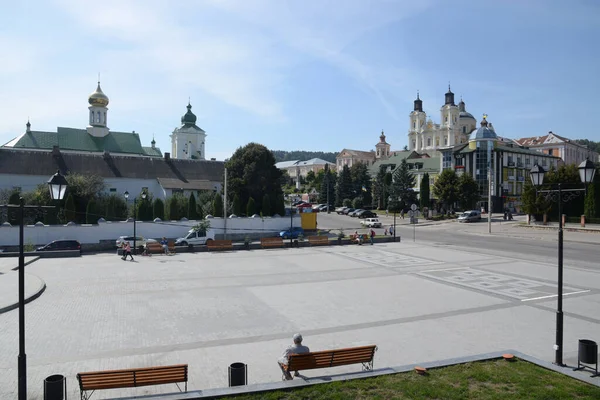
[86,82,110,137]
[170,102,207,160]
[408,92,426,151]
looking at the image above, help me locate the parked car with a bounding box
[318,204,333,212]
[349,209,364,217]
[335,206,348,214]
[342,208,355,215]
[279,227,304,239]
[356,210,377,219]
[175,229,215,246]
[36,239,81,253]
[361,218,382,228]
[116,236,157,248]
[458,210,482,223]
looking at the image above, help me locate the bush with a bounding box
[343,198,352,207]
[352,197,364,209]
[153,198,165,220]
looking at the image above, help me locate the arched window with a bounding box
[462,126,466,134]
[436,137,440,146]
[444,137,447,145]
[427,138,431,147]
[96,112,100,123]
[413,121,416,129]
[412,141,416,149]
[104,112,107,125]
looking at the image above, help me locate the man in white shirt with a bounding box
[277,333,310,380]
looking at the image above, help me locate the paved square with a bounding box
[0,243,599,399]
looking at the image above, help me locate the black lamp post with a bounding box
[124,190,147,254]
[15,170,67,400]
[530,159,596,366]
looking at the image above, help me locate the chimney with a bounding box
[52,146,60,157]
[164,152,170,161]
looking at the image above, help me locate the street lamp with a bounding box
[15,170,67,400]
[124,190,147,254]
[529,159,596,366]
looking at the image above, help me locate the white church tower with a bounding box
[86,82,110,137]
[171,102,206,160]
[440,85,459,147]
[408,92,426,151]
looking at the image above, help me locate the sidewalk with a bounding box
[0,256,45,314]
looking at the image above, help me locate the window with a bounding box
[548,149,553,156]
[542,158,547,166]
[109,188,116,193]
[442,152,452,169]
[427,138,431,146]
[444,137,447,145]
[412,141,416,149]
[462,126,466,134]
[413,121,416,129]
[435,137,440,146]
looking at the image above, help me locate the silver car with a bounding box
[458,210,482,222]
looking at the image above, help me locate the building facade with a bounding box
[170,103,207,160]
[408,87,478,156]
[515,131,598,166]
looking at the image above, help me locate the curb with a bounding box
[0,273,47,314]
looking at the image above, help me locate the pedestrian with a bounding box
[385,209,389,217]
[384,228,388,236]
[369,229,375,245]
[122,242,134,261]
[277,333,310,380]
[400,210,405,219]
[389,225,394,237]
[160,237,169,255]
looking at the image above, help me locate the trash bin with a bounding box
[228,362,247,387]
[574,339,599,377]
[44,374,66,400]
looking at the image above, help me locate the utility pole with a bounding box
[487,146,493,234]
[223,167,228,239]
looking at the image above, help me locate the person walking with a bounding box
[122,242,134,261]
[369,229,375,245]
[389,224,394,237]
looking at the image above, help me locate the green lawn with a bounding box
[229,358,600,399]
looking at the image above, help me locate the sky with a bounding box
[1,0,599,161]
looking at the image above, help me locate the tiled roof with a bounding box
[275,160,300,169]
[0,148,224,182]
[514,132,581,148]
[337,149,375,158]
[3,127,161,157]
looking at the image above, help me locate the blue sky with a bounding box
[1,0,599,160]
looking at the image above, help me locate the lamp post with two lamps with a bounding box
[529,158,596,366]
[124,190,147,254]
[7,170,68,400]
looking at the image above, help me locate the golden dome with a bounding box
[88,82,109,107]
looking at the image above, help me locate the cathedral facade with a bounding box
[408,87,478,156]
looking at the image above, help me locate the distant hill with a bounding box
[575,139,600,154]
[272,150,337,163]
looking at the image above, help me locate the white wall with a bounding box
[0,216,301,246]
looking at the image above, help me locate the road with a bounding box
[315,211,600,271]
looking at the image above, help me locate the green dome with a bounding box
[181,103,197,126]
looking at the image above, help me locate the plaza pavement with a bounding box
[1,242,599,399]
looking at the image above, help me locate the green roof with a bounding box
[5,127,162,157]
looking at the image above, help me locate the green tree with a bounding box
[372,166,391,210]
[457,173,480,211]
[335,165,353,206]
[261,193,271,216]
[64,173,105,223]
[420,173,430,209]
[352,197,363,209]
[212,193,224,217]
[246,197,256,216]
[232,194,242,216]
[318,165,336,206]
[85,199,97,224]
[64,193,77,222]
[343,198,352,207]
[389,159,417,211]
[305,170,316,187]
[350,163,372,207]
[432,169,459,211]
[198,190,216,217]
[225,143,284,218]
[584,184,596,218]
[166,195,181,220]
[153,198,165,220]
[276,194,285,216]
[188,193,199,220]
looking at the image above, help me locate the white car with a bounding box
[175,229,215,246]
[116,236,157,248]
[361,218,382,228]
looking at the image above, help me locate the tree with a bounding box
[457,173,480,211]
[372,166,390,210]
[64,193,77,222]
[584,184,596,218]
[86,199,97,224]
[212,193,224,217]
[225,143,284,218]
[166,195,182,220]
[432,169,459,211]
[335,165,353,206]
[261,194,271,216]
[232,194,242,216]
[188,193,199,220]
[350,163,372,207]
[276,194,285,216]
[64,173,105,223]
[246,197,256,216]
[389,159,417,211]
[420,173,430,209]
[305,170,316,187]
[153,198,165,220]
[318,165,336,206]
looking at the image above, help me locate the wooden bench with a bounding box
[308,236,329,246]
[77,364,188,400]
[144,241,176,255]
[207,239,233,251]
[167,240,176,253]
[261,237,284,249]
[282,345,377,380]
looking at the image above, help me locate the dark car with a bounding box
[342,208,355,215]
[36,239,82,254]
[357,210,377,219]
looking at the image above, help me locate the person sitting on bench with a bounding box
[277,333,310,380]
